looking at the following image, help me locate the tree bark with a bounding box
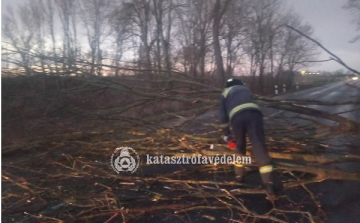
[212,0,231,83]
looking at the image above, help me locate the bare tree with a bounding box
[222,0,250,77]
[30,1,47,73]
[212,0,231,82]
[1,0,320,84]
[196,0,213,77]
[283,26,317,87]
[2,4,38,75]
[114,0,155,77]
[135,0,154,73]
[343,0,360,43]
[152,0,174,75]
[274,14,318,86]
[108,1,130,76]
[245,0,281,93]
[174,0,213,77]
[55,0,79,73]
[43,0,60,74]
[78,0,113,76]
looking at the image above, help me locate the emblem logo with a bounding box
[111,147,139,174]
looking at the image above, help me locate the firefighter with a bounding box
[219,78,276,197]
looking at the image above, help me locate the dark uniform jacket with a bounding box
[218,85,260,125]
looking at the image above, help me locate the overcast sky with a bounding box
[288,0,360,72]
[2,0,360,72]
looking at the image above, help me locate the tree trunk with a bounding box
[212,0,230,83]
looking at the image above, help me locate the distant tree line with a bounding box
[2,0,319,90]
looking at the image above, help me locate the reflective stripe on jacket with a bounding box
[218,85,260,123]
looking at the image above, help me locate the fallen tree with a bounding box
[2,52,360,222]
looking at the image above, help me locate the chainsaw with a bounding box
[209,136,236,150]
[223,135,236,150]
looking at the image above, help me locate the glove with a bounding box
[223,135,236,150]
[222,135,234,142]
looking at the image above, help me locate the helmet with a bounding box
[225,78,244,88]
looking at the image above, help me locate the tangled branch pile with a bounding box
[2,70,360,223]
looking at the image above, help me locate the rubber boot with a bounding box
[234,164,245,182]
[261,172,277,200]
[259,165,278,200]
